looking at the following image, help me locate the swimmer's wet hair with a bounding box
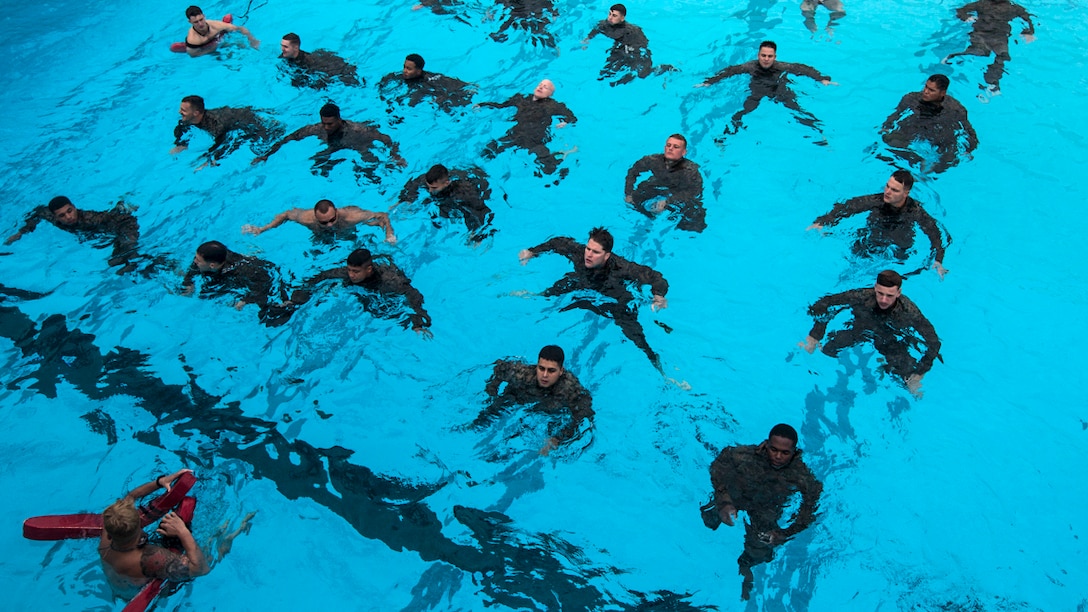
[405,54,425,70]
[314,199,335,214]
[759,40,777,51]
[610,4,626,16]
[103,497,142,543]
[588,227,614,252]
[196,240,228,264]
[927,74,950,92]
[891,170,914,190]
[185,6,203,18]
[768,423,798,445]
[48,196,73,212]
[320,103,341,119]
[876,269,903,289]
[282,33,300,45]
[425,164,449,184]
[347,248,373,267]
[538,345,565,368]
[181,95,205,112]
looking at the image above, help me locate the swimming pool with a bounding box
[1,0,1085,609]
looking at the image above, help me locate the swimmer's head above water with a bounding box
[346,248,375,284]
[607,4,627,25]
[193,240,228,272]
[403,54,425,80]
[532,79,555,101]
[921,74,949,104]
[664,133,688,161]
[48,196,80,225]
[178,95,205,125]
[874,270,904,310]
[313,199,339,227]
[584,226,614,269]
[280,33,301,59]
[319,103,344,135]
[536,344,566,388]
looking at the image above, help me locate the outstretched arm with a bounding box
[5,207,47,245]
[808,195,872,231]
[121,469,193,503]
[241,209,295,236]
[780,61,832,84]
[252,126,311,164]
[698,62,750,87]
[520,236,580,264]
[474,96,516,110]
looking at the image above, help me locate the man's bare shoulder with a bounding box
[286,208,314,222]
[140,544,193,582]
[340,206,380,220]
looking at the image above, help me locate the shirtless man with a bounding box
[97,469,208,598]
[242,199,396,243]
[182,6,259,57]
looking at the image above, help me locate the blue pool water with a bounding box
[1,0,1085,610]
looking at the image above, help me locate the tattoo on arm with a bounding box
[141,547,194,581]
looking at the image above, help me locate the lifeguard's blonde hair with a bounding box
[102,498,141,543]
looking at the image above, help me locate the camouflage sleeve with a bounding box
[912,206,947,264]
[625,155,655,196]
[902,299,942,375]
[484,359,518,397]
[552,385,594,443]
[807,289,863,341]
[554,100,577,125]
[955,1,981,21]
[781,61,828,81]
[382,265,430,329]
[781,465,823,538]
[12,206,49,237]
[709,447,740,511]
[617,257,669,296]
[528,236,580,260]
[882,93,915,132]
[812,195,873,228]
[173,121,192,145]
[399,174,426,203]
[703,61,752,86]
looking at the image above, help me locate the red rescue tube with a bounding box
[169,14,233,53]
[123,496,198,612]
[21,513,102,540]
[22,472,197,541]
